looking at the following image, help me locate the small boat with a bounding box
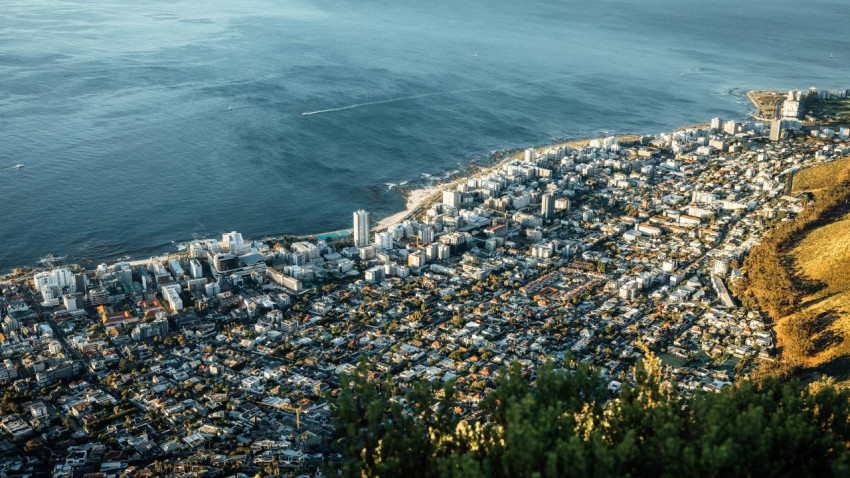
[13,164,23,169]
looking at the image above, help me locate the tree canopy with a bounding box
[330,357,850,477]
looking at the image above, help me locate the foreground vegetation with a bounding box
[329,156,850,477]
[330,356,850,477]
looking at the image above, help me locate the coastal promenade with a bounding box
[371,124,706,234]
[373,134,641,232]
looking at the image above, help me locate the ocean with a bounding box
[1,0,848,270]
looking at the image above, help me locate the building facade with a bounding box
[353,210,371,248]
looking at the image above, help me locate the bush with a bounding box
[330,356,850,477]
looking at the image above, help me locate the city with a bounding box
[2,88,850,476]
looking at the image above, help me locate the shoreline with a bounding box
[372,132,648,232]
[374,186,440,231]
[0,121,720,276]
[301,121,713,237]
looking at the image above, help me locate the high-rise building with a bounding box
[189,259,203,279]
[555,197,570,211]
[33,267,76,305]
[374,231,394,250]
[418,226,435,244]
[541,193,554,219]
[769,120,782,142]
[353,210,371,248]
[782,90,803,118]
[221,231,245,252]
[443,190,462,209]
[710,117,723,132]
[407,251,425,268]
[161,284,183,314]
[33,267,75,293]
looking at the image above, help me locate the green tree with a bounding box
[331,360,460,478]
[330,354,850,477]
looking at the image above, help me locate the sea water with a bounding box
[1,0,848,269]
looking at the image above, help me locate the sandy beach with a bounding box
[374,186,440,231]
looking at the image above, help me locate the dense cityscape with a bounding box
[1,88,850,477]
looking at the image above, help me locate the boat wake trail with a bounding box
[301,90,463,116]
[301,73,576,117]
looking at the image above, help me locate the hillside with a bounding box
[778,157,850,381]
[792,156,850,195]
[783,210,850,374]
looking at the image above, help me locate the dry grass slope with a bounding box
[783,213,850,371]
[778,157,850,382]
[792,156,850,195]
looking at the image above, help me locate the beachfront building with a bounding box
[33,267,76,305]
[353,210,371,248]
[710,117,723,132]
[782,90,803,119]
[374,231,393,250]
[443,190,462,209]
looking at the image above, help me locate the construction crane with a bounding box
[485,207,510,219]
[261,398,305,431]
[279,403,303,431]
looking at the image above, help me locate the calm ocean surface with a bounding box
[1,0,848,270]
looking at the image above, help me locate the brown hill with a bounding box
[778,157,850,382]
[792,156,850,195]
